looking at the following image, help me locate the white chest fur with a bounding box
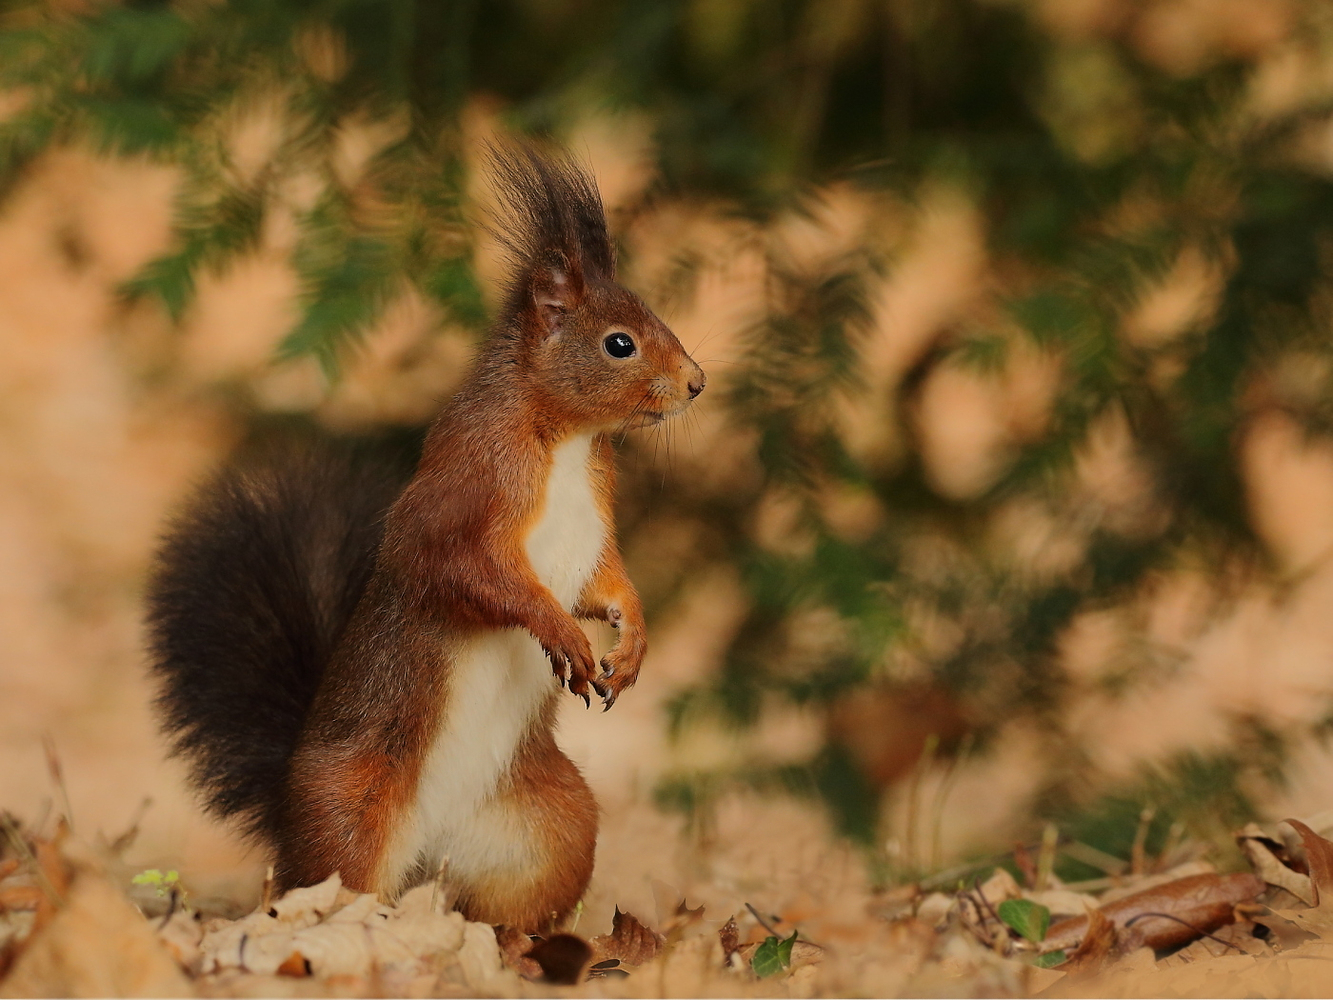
[524,433,607,607]
[384,434,606,890]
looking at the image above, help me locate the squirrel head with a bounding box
[489,144,705,432]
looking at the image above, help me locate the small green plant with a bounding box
[997,897,1066,967]
[997,898,1050,943]
[131,868,182,900]
[750,929,798,977]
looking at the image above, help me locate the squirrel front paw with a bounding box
[536,618,598,706]
[593,637,645,711]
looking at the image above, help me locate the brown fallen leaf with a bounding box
[276,949,310,976]
[1253,819,1333,943]
[719,917,740,966]
[1284,819,1333,904]
[1060,907,1117,976]
[1157,916,1267,965]
[1242,904,1318,951]
[1239,828,1314,905]
[492,923,542,980]
[661,897,706,941]
[676,898,705,921]
[1044,872,1264,953]
[589,907,664,968]
[526,932,592,985]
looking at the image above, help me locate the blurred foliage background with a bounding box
[5,0,1333,889]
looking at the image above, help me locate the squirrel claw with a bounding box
[581,692,591,708]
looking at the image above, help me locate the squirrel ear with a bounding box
[528,252,584,340]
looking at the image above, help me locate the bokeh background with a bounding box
[5,0,1333,929]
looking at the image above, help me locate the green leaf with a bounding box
[750,930,798,977]
[1034,950,1066,968]
[997,898,1051,942]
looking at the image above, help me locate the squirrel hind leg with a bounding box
[451,733,598,933]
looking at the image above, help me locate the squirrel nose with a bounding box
[687,371,706,399]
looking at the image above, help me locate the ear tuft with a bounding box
[485,140,613,339]
[531,254,583,340]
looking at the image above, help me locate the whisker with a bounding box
[659,423,669,491]
[614,389,655,442]
[684,408,703,456]
[651,420,663,482]
[691,327,722,357]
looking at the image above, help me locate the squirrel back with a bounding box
[146,437,412,840]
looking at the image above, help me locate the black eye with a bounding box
[603,332,636,359]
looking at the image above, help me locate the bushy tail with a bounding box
[145,438,412,841]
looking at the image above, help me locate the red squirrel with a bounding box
[147,145,705,932]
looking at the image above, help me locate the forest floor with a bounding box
[4,795,1333,998]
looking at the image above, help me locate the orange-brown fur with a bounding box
[272,147,704,930]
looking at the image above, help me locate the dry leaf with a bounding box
[268,873,342,928]
[1061,907,1117,976]
[1245,904,1318,950]
[719,916,740,966]
[493,923,541,979]
[292,920,414,977]
[456,920,519,994]
[276,950,310,977]
[392,883,439,917]
[1255,819,1333,942]
[1239,830,1314,904]
[197,909,285,974]
[324,890,386,924]
[382,907,467,956]
[0,873,190,998]
[657,892,706,940]
[589,907,664,967]
[1044,872,1264,953]
[675,898,705,921]
[1282,819,1333,904]
[155,909,202,973]
[1157,917,1267,965]
[1096,860,1215,905]
[1026,963,1065,994]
